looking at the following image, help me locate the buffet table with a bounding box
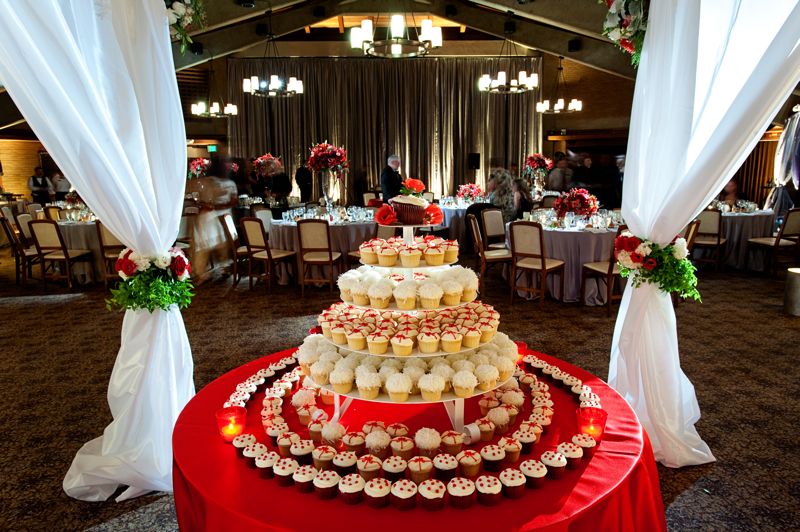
[58,221,103,284]
[173,348,665,531]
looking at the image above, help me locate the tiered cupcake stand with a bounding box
[313,224,511,432]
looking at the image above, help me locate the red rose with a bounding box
[170,255,188,277]
[375,204,398,225]
[619,38,636,54]
[403,178,425,193]
[624,237,641,253]
[643,258,657,271]
[423,204,444,225]
[630,252,643,264]
[115,257,137,277]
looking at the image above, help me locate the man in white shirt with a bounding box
[546,159,573,192]
[51,172,71,201]
[28,166,53,204]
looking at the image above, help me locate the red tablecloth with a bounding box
[173,349,666,531]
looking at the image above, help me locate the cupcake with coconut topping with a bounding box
[475,364,500,391]
[365,430,392,459]
[452,370,478,398]
[393,280,418,310]
[386,372,413,402]
[368,279,394,309]
[418,373,446,402]
[329,366,354,394]
[418,282,443,309]
[414,428,442,458]
[441,279,464,306]
[356,372,382,400]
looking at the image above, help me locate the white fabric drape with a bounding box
[766,111,799,215]
[0,0,194,500]
[611,0,800,467]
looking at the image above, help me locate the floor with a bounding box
[0,249,798,531]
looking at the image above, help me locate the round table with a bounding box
[268,221,377,284]
[173,348,665,531]
[57,221,103,284]
[721,210,775,270]
[506,226,618,305]
[440,206,469,245]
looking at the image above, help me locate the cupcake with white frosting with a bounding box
[232,433,256,456]
[393,280,418,310]
[441,279,464,306]
[364,477,392,508]
[390,334,414,357]
[365,429,392,460]
[487,406,510,435]
[441,330,463,353]
[452,370,478,398]
[329,366,354,394]
[313,469,340,499]
[359,241,378,264]
[368,279,394,309]
[386,372,412,402]
[475,475,502,506]
[418,282,443,309]
[377,246,399,267]
[476,364,500,391]
[255,450,280,479]
[321,421,345,447]
[557,441,584,468]
[351,281,370,306]
[333,451,358,476]
[273,457,299,487]
[540,450,567,478]
[356,371,382,400]
[417,331,440,354]
[418,373,446,402]
[447,477,476,509]
[400,244,423,267]
[292,464,318,493]
[499,467,526,498]
[520,459,547,488]
[418,478,446,510]
[337,272,359,302]
[414,427,442,458]
[430,364,454,393]
[572,433,597,457]
[390,478,418,510]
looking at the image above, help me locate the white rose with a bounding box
[607,28,621,41]
[129,252,151,272]
[154,254,171,269]
[181,16,192,28]
[617,250,638,270]
[167,9,178,25]
[634,243,652,257]
[171,2,186,16]
[672,238,689,260]
[178,270,191,282]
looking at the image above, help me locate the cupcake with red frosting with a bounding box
[499,467,526,498]
[418,478,446,511]
[364,477,392,508]
[390,479,418,510]
[447,477,476,509]
[475,475,502,506]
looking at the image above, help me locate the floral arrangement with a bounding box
[306,142,349,174]
[107,247,194,312]
[226,162,240,174]
[553,188,599,218]
[254,153,282,175]
[456,183,483,202]
[399,178,426,197]
[374,202,443,226]
[615,232,700,300]
[375,204,398,225]
[423,203,443,225]
[166,1,206,54]
[187,157,210,179]
[600,0,648,67]
[523,153,553,178]
[65,190,83,206]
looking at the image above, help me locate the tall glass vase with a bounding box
[320,168,344,207]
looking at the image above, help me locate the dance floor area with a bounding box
[0,249,798,530]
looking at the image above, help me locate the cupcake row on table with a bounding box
[338,265,480,310]
[296,333,518,401]
[314,302,500,356]
[358,236,460,268]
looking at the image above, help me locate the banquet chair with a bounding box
[27,203,42,216]
[255,208,273,233]
[1,205,17,228]
[297,219,343,296]
[16,213,34,247]
[219,213,249,286]
[1,216,40,285]
[347,225,397,267]
[175,213,196,266]
[241,217,295,291]
[682,219,701,256]
[746,207,800,275]
[509,221,565,308]
[45,206,61,220]
[466,214,512,294]
[580,225,627,316]
[95,221,125,290]
[29,219,93,290]
[693,210,727,270]
[541,196,557,209]
[423,192,435,203]
[481,208,508,250]
[362,192,376,206]
[251,203,267,216]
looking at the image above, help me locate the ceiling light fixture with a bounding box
[241,11,304,98]
[477,31,537,94]
[536,56,582,113]
[191,60,238,118]
[350,9,443,58]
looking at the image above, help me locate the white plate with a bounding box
[315,376,514,405]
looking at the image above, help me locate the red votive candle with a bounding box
[576,407,608,442]
[514,341,528,361]
[216,406,247,442]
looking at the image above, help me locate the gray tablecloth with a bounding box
[441,207,468,245]
[268,221,376,284]
[505,225,618,305]
[58,221,102,284]
[723,211,774,270]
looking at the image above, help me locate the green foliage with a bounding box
[619,243,701,301]
[106,268,194,312]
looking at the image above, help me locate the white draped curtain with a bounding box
[766,110,799,216]
[0,0,194,500]
[612,0,800,467]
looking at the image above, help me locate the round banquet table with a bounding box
[57,221,103,284]
[505,225,619,305]
[440,206,469,245]
[268,220,376,284]
[173,348,665,531]
[721,210,774,270]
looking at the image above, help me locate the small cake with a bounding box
[499,467,526,498]
[441,280,464,306]
[499,436,523,464]
[391,436,416,460]
[386,422,410,438]
[345,328,368,351]
[338,473,365,505]
[386,372,412,402]
[232,433,256,456]
[440,430,464,456]
[433,453,458,482]
[292,464,318,493]
[393,280,418,310]
[407,455,434,484]
[423,246,445,267]
[351,282,370,306]
[356,372,382,400]
[540,451,567,478]
[479,396,500,416]
[365,430,392,460]
[400,246,423,268]
[462,327,482,348]
[480,444,506,472]
[476,417,496,442]
[487,407,510,435]
[418,478,447,511]
[443,240,460,264]
[359,242,378,264]
[452,370,478,398]
[430,364,454,392]
[289,439,315,466]
[273,457,299,487]
[255,450,280,479]
[343,431,366,455]
[572,433,597,458]
[321,421,346,447]
[382,455,408,482]
[368,280,394,309]
[513,429,538,455]
[307,419,325,444]
[277,432,300,458]
[418,282,443,309]
[377,246,399,267]
[417,331,440,354]
[456,449,482,479]
[440,331,464,353]
[418,373,446,402]
[310,360,334,385]
[476,364,500,391]
[520,459,548,488]
[414,428,442,458]
[364,477,392,508]
[475,475,502,506]
[333,451,358,476]
[313,469,341,499]
[390,334,414,357]
[312,445,337,471]
[390,479,418,511]
[365,332,390,355]
[329,366,354,394]
[266,423,290,445]
[557,441,584,468]
[356,454,383,481]
[447,477,476,509]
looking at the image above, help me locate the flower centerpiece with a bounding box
[553,188,599,219]
[254,153,281,175]
[166,1,206,54]
[456,183,483,204]
[226,162,240,175]
[523,153,553,194]
[187,157,210,179]
[306,142,349,205]
[600,0,648,67]
[65,190,83,207]
[615,232,700,300]
[107,247,194,312]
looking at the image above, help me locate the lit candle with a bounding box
[215,406,247,443]
[576,407,608,442]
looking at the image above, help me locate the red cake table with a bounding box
[173,348,666,531]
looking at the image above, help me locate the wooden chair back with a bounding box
[362,192,376,205]
[509,221,546,269]
[1,216,25,256]
[297,219,333,260]
[683,219,701,253]
[481,208,505,245]
[697,210,722,242]
[45,206,61,220]
[255,208,273,232]
[779,208,800,241]
[29,219,66,256]
[467,214,485,257]
[28,203,42,215]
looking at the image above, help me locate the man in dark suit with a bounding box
[294,165,313,202]
[380,155,403,201]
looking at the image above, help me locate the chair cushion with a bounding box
[23,247,38,257]
[516,257,564,270]
[583,261,620,275]
[303,251,342,262]
[748,237,796,247]
[487,242,508,250]
[175,242,191,249]
[104,250,121,259]
[45,249,92,260]
[253,249,296,261]
[484,249,512,260]
[694,237,727,246]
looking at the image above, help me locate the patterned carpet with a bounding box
[0,247,798,531]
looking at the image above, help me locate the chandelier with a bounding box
[350,13,443,58]
[536,56,583,113]
[478,38,537,94]
[241,12,303,98]
[191,62,238,118]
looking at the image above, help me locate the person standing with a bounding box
[546,159,573,192]
[51,172,71,201]
[28,166,53,204]
[380,155,403,201]
[294,164,313,203]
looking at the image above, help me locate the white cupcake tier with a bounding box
[358,259,457,271]
[319,333,499,359]
[344,294,476,313]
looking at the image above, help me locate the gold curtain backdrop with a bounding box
[227,57,541,203]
